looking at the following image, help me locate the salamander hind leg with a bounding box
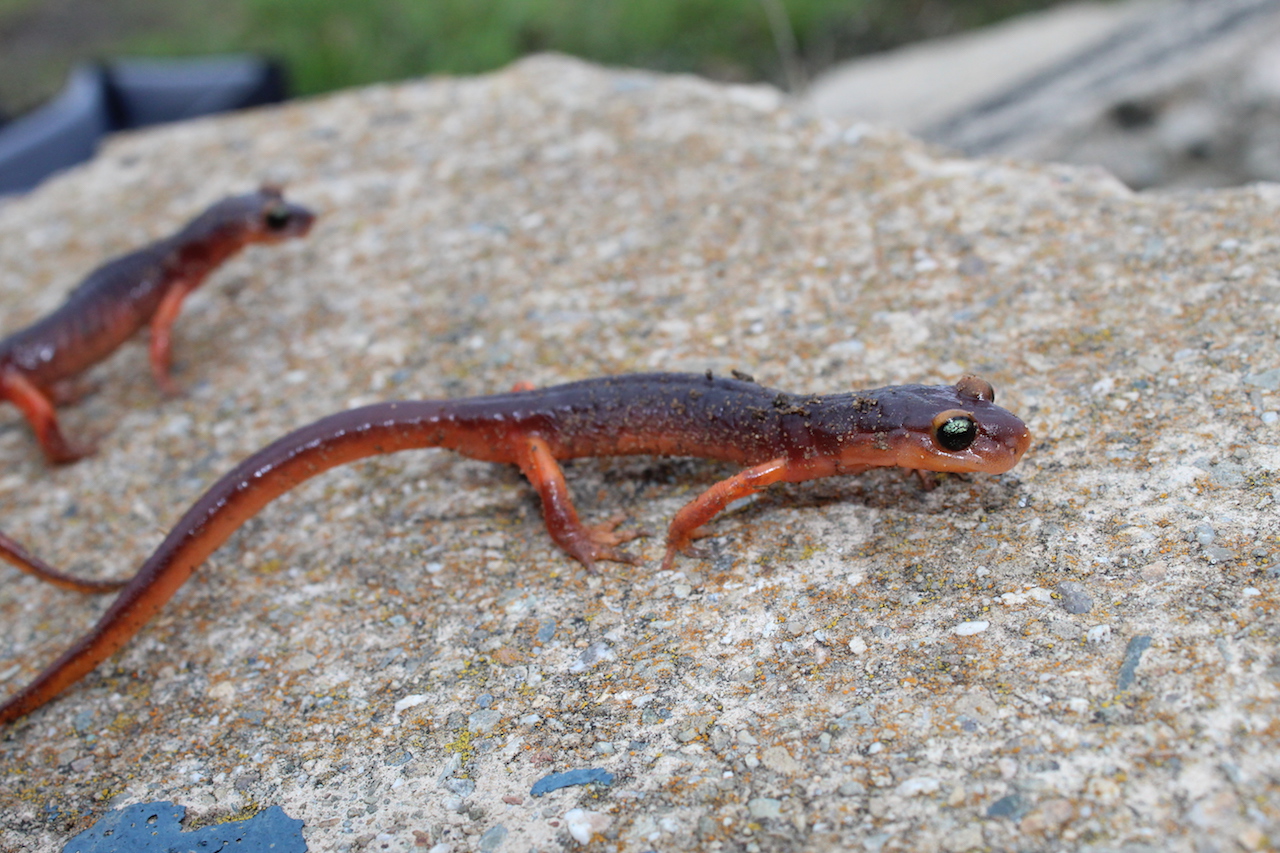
[513,435,645,571]
[1,368,94,464]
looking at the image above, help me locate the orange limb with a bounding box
[513,434,642,571]
[148,283,193,396]
[0,368,92,463]
[510,381,536,392]
[0,531,126,593]
[911,469,939,491]
[662,456,795,571]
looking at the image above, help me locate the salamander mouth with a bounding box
[1007,424,1033,461]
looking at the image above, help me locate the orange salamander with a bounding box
[0,372,1031,725]
[0,186,314,465]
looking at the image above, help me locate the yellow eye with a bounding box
[932,409,978,452]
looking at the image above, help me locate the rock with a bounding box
[805,0,1280,188]
[2,51,1278,853]
[804,2,1142,129]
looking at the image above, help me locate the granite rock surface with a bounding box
[1,54,1277,852]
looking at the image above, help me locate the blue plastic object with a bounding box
[0,66,111,195]
[61,800,307,853]
[0,55,286,195]
[530,767,616,796]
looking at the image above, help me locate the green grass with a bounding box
[121,0,1079,96]
[0,0,1083,114]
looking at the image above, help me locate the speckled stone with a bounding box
[1,54,1278,853]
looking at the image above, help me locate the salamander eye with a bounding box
[932,409,978,452]
[263,205,293,231]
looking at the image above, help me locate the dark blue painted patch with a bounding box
[530,768,615,797]
[62,800,306,853]
[1116,635,1153,692]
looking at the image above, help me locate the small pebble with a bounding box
[1194,522,1216,546]
[1116,635,1153,692]
[747,797,782,819]
[468,709,501,733]
[838,781,866,797]
[442,778,475,797]
[1054,581,1093,614]
[563,809,610,844]
[569,641,615,673]
[1086,625,1112,644]
[394,694,428,713]
[954,620,990,636]
[1244,368,1280,390]
[895,776,941,797]
[986,793,1029,820]
[477,825,508,852]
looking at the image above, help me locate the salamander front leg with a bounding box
[148,284,193,396]
[1,368,93,463]
[0,531,127,593]
[663,457,795,571]
[514,435,643,571]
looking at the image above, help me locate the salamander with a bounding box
[0,372,1031,725]
[0,186,315,464]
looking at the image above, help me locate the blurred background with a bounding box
[0,0,1068,115]
[6,0,1280,190]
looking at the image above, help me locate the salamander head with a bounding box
[184,185,316,246]
[244,185,316,243]
[832,376,1032,475]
